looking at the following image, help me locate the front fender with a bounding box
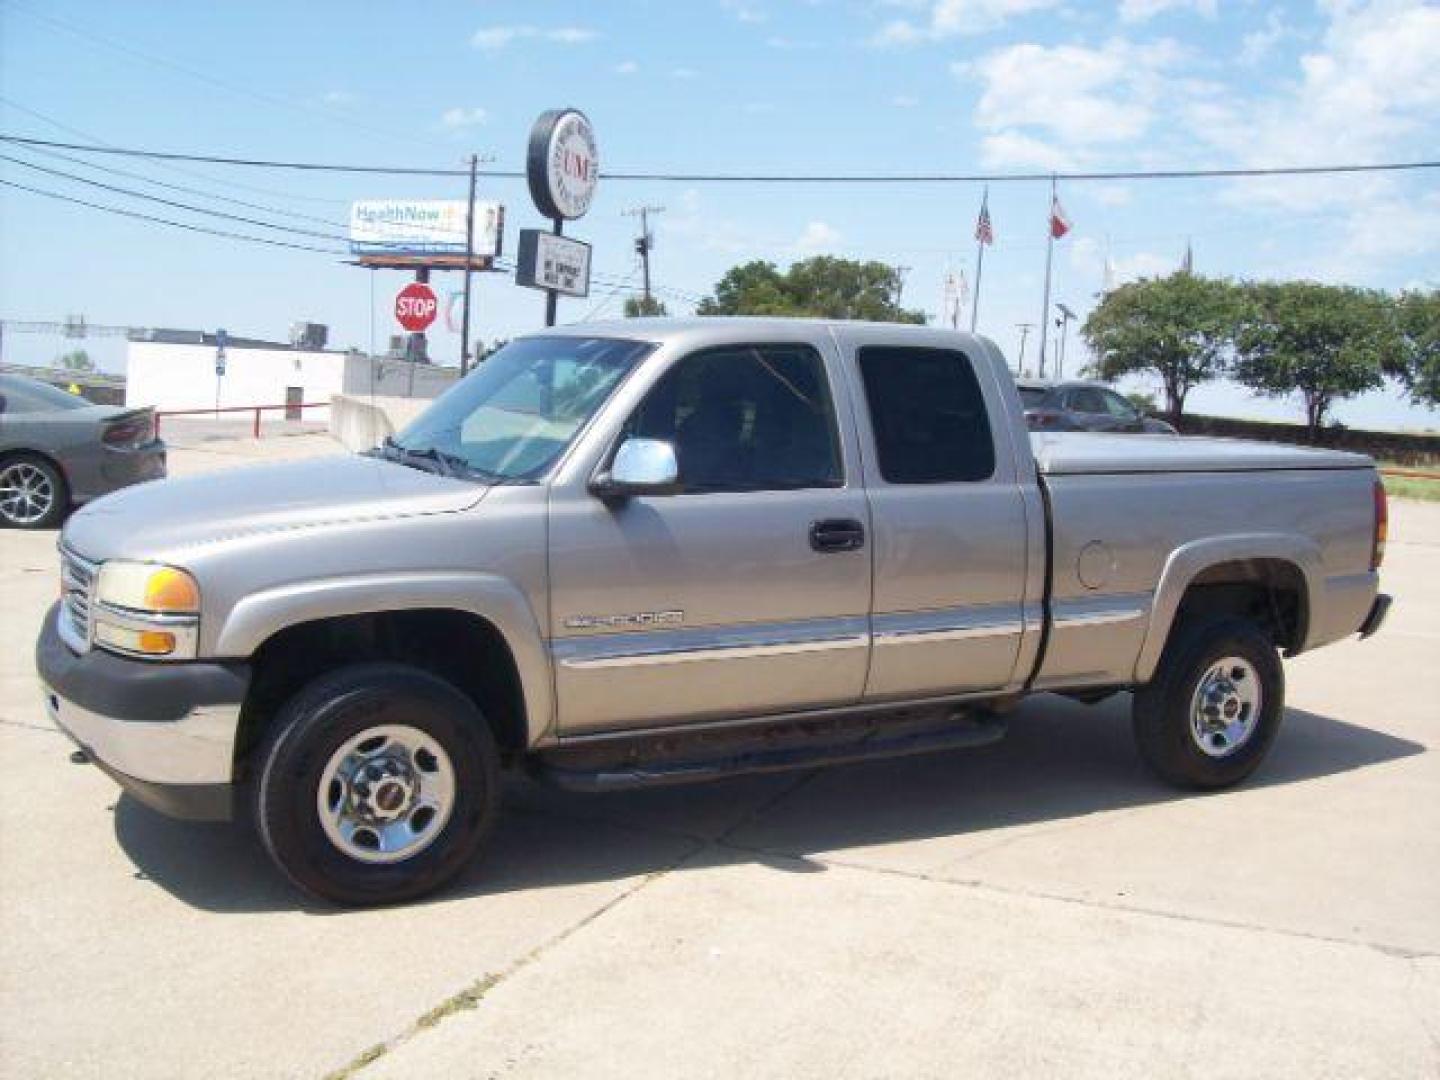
[1132,533,1323,684]
[212,571,556,745]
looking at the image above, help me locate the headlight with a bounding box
[93,561,200,658]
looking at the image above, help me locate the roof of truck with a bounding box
[529,317,992,345]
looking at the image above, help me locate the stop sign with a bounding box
[394,282,439,332]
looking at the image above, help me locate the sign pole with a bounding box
[544,218,563,327]
[459,154,478,375]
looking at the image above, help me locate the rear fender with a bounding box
[1133,534,1321,684]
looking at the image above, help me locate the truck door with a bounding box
[547,338,872,735]
[834,328,1034,700]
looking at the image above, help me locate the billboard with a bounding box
[349,200,503,265]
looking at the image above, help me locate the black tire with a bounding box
[254,663,501,906]
[1132,616,1284,789]
[0,453,69,529]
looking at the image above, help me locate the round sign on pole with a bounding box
[395,282,439,332]
[527,109,599,221]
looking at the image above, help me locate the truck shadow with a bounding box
[111,696,1424,914]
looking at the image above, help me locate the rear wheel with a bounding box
[0,455,68,529]
[254,663,501,906]
[1133,617,1284,789]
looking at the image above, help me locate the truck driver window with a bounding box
[858,346,996,483]
[626,344,843,493]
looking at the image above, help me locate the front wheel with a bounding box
[254,663,501,906]
[1132,617,1284,789]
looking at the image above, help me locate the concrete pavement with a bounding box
[1,433,1436,1078]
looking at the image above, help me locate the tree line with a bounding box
[1083,276,1438,437]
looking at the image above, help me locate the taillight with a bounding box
[1372,478,1388,571]
[102,411,154,449]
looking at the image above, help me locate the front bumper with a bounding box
[36,604,248,821]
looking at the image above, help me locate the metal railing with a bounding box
[154,401,330,438]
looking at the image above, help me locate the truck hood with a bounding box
[63,453,487,561]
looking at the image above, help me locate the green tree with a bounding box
[623,295,669,318]
[58,348,95,373]
[1233,282,1395,440]
[1393,289,1440,409]
[698,257,925,324]
[1081,274,1244,422]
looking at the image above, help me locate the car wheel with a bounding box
[0,454,69,529]
[255,663,501,906]
[1132,616,1284,789]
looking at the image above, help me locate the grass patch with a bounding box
[1383,474,1440,502]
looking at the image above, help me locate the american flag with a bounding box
[975,190,994,246]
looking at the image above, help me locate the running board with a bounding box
[531,709,1009,792]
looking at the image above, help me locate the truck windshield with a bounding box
[386,336,653,482]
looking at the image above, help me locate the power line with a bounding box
[3,1,460,155]
[0,96,348,206]
[0,178,345,254]
[0,153,349,242]
[2,134,1437,184]
[18,142,349,229]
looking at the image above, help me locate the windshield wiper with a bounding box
[378,439,501,483]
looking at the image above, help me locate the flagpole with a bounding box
[1037,174,1056,379]
[970,186,987,333]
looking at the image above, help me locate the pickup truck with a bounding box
[37,320,1391,906]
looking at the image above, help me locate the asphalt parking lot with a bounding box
[1,431,1436,1080]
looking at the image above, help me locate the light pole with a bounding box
[1016,323,1034,376]
[1055,303,1076,380]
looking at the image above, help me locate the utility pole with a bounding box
[623,205,665,311]
[1016,323,1034,375]
[459,153,478,375]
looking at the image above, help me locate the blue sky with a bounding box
[1,0,1437,429]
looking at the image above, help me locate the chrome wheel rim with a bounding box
[317,724,456,864]
[0,462,55,525]
[1190,656,1262,758]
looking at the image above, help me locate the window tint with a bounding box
[626,343,842,492]
[858,346,995,484]
[1100,390,1138,418]
[1068,388,1107,414]
[1017,386,1047,408]
[0,375,90,413]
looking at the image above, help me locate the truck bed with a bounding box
[1031,432,1373,475]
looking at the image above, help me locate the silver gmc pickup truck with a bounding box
[38,319,1391,905]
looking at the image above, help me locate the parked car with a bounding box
[38,321,1389,905]
[1018,378,1178,434]
[0,374,166,529]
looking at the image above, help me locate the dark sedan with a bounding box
[0,374,166,528]
[1017,379,1178,434]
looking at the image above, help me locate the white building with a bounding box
[124,329,458,420]
[125,330,344,420]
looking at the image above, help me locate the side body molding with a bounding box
[213,572,556,745]
[1133,533,1322,684]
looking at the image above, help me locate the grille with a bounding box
[59,547,97,651]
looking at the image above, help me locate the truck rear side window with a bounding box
[858,346,995,484]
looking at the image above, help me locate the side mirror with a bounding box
[591,437,681,501]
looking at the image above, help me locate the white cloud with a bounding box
[321,90,356,107]
[1070,237,1177,284]
[870,0,1059,43]
[965,38,1183,154]
[979,130,1076,171]
[890,94,920,108]
[1091,184,1133,207]
[1238,10,1286,66]
[471,25,598,49]
[439,107,488,130]
[1117,0,1216,24]
[614,60,639,74]
[671,67,700,79]
[795,220,842,252]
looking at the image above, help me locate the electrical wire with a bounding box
[2,134,1437,184]
[0,178,346,254]
[0,153,350,242]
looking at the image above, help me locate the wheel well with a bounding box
[1174,559,1308,653]
[235,609,527,778]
